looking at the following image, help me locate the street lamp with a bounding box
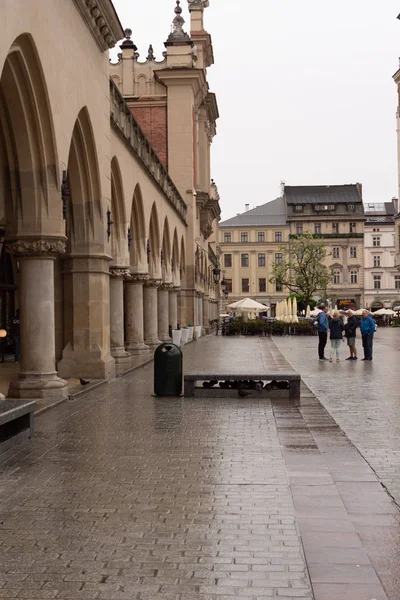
[212,266,221,284]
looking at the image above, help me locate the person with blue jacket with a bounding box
[360,309,375,361]
[317,306,329,361]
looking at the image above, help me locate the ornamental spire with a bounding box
[167,0,190,43]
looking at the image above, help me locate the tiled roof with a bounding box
[285,184,362,205]
[219,197,286,227]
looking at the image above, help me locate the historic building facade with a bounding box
[218,198,290,316]
[0,0,220,403]
[219,185,368,313]
[285,185,365,309]
[364,201,400,311]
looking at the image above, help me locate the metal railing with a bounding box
[109,78,187,223]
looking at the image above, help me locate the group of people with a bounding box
[317,307,375,362]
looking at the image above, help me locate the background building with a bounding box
[218,198,289,316]
[364,200,400,311]
[285,184,365,309]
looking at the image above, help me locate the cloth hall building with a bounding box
[0,0,221,403]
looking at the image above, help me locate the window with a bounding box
[296,223,303,235]
[350,222,356,233]
[332,223,339,234]
[241,253,249,267]
[395,275,400,290]
[241,232,248,243]
[276,282,283,292]
[275,252,283,265]
[224,232,231,243]
[373,228,380,232]
[275,231,282,242]
[332,247,340,259]
[258,253,266,267]
[350,246,357,259]
[314,223,321,234]
[328,204,335,211]
[295,204,303,211]
[348,204,355,211]
[332,269,340,284]
[350,270,358,284]
[373,236,381,247]
[225,279,232,293]
[373,275,381,290]
[373,255,381,268]
[242,278,249,293]
[224,254,232,268]
[259,278,266,292]
[258,232,265,243]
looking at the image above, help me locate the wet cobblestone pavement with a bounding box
[0,334,399,599]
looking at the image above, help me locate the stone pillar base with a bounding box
[111,346,131,359]
[58,345,115,380]
[8,372,68,401]
[145,338,162,352]
[126,341,150,356]
[158,334,172,342]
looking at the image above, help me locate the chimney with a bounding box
[392,197,399,213]
[245,204,250,212]
[356,182,363,199]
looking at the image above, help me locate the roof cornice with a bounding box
[71,0,124,51]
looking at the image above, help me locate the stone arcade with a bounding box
[0,0,221,403]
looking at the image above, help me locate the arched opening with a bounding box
[147,203,161,278]
[171,229,180,286]
[161,217,171,282]
[0,34,66,400]
[58,108,114,380]
[129,184,146,271]
[370,300,384,312]
[110,157,127,265]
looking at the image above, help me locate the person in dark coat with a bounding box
[329,310,344,362]
[344,309,358,360]
[316,306,329,361]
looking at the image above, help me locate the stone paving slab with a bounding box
[0,334,398,599]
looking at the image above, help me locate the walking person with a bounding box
[360,309,375,361]
[344,309,358,360]
[329,310,344,362]
[317,306,329,361]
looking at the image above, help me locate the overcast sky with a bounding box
[112,1,400,220]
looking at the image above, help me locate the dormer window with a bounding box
[295,205,303,212]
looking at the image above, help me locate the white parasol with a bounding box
[227,297,269,312]
[372,308,396,316]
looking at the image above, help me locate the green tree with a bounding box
[269,235,331,307]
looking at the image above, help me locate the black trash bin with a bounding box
[154,343,183,396]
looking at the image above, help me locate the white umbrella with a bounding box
[372,308,396,316]
[310,308,322,317]
[293,296,298,317]
[227,297,269,312]
[353,308,367,316]
[305,305,311,318]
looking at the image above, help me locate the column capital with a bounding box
[125,272,150,283]
[160,282,174,291]
[172,286,181,292]
[8,238,66,258]
[144,278,162,288]
[110,267,131,279]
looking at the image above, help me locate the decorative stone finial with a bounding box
[167,0,191,42]
[120,27,138,51]
[147,44,155,61]
[188,0,210,8]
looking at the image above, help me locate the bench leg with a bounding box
[184,380,195,397]
[289,380,301,399]
[29,412,35,439]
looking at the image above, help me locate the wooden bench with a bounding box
[0,400,35,454]
[184,372,301,399]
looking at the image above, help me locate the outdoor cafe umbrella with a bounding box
[305,305,311,318]
[372,308,396,316]
[227,297,269,312]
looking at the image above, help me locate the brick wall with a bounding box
[129,104,168,169]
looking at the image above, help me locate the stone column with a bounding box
[203,294,210,332]
[8,239,68,401]
[125,274,150,355]
[158,283,173,341]
[144,279,162,350]
[110,268,131,370]
[169,287,179,330]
